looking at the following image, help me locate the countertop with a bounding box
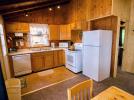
[8,48,67,56]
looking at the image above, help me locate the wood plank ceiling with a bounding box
[0,0,70,15]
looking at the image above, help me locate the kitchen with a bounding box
[0,0,134,100]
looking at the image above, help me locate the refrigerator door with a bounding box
[83,46,99,81]
[82,30,100,46]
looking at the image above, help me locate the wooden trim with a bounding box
[89,15,115,21]
[89,15,119,77]
[113,16,120,77]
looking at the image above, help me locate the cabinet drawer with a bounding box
[44,51,54,55]
[31,52,43,57]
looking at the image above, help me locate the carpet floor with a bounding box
[22,69,134,100]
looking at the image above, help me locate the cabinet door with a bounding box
[54,50,59,67]
[31,53,44,72]
[49,25,60,40]
[70,22,76,30]
[75,21,82,30]
[44,51,54,69]
[66,24,71,40]
[5,22,18,33]
[5,22,29,33]
[71,30,82,43]
[60,25,67,40]
[19,23,29,33]
[59,50,65,66]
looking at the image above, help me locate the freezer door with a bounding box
[82,31,100,46]
[83,46,99,81]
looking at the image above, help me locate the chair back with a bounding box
[67,79,93,100]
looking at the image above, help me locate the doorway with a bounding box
[118,25,125,68]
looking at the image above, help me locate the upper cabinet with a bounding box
[5,22,29,33]
[49,22,88,41]
[49,24,71,40]
[60,24,71,40]
[49,25,60,40]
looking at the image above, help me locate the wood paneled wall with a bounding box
[65,0,90,23]
[4,0,113,24]
[122,0,134,73]
[4,5,68,24]
[90,15,119,77]
[112,0,131,21]
[66,0,112,23]
[90,0,112,19]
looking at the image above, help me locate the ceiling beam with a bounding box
[0,0,70,15]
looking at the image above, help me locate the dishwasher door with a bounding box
[12,54,32,76]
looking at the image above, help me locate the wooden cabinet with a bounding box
[49,22,87,41]
[49,24,71,40]
[10,50,65,73]
[49,25,60,40]
[60,25,67,40]
[60,24,71,40]
[54,50,65,67]
[70,22,76,30]
[31,51,54,72]
[66,24,71,39]
[71,30,82,43]
[31,53,44,72]
[54,50,59,67]
[44,51,54,69]
[58,50,65,66]
[31,50,63,72]
[5,22,29,33]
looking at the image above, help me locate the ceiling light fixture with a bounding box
[57,5,61,9]
[25,12,29,17]
[25,14,28,17]
[49,7,52,11]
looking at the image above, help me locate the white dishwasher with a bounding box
[12,54,32,76]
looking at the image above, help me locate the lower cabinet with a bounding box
[54,50,59,67]
[31,50,65,72]
[31,53,44,72]
[54,50,65,67]
[44,51,54,69]
[58,50,65,66]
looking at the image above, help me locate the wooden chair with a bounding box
[67,79,93,100]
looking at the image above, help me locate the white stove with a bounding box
[65,43,83,73]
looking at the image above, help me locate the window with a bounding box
[29,24,49,47]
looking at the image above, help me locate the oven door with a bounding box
[66,51,76,66]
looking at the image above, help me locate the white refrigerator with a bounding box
[82,30,112,82]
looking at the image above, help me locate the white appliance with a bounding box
[12,54,32,76]
[82,30,112,82]
[59,42,69,48]
[65,43,83,73]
